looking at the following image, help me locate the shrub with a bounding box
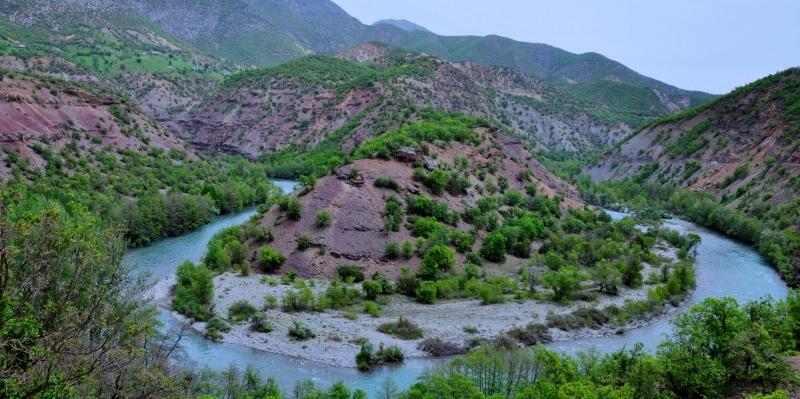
[507,323,553,345]
[288,320,315,340]
[401,240,414,258]
[383,196,405,232]
[315,211,332,227]
[377,317,424,339]
[362,279,383,300]
[282,288,315,312]
[319,281,359,309]
[397,267,419,296]
[172,261,214,321]
[279,197,302,220]
[228,300,258,323]
[356,342,376,371]
[541,266,588,301]
[480,232,507,262]
[375,344,404,363]
[251,313,274,333]
[263,295,278,310]
[384,241,400,259]
[204,316,231,341]
[374,177,400,190]
[336,264,365,282]
[417,337,466,356]
[297,234,312,250]
[258,247,286,272]
[363,301,381,317]
[415,281,438,304]
[417,245,456,281]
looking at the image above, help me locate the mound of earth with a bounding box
[251,128,581,279]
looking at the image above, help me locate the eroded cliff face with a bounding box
[0,70,193,177]
[586,68,800,211]
[251,127,582,280]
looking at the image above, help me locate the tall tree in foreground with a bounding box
[0,192,182,398]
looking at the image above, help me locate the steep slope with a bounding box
[249,115,582,279]
[187,44,631,159]
[2,0,713,120]
[0,69,280,245]
[0,69,190,178]
[586,68,800,218]
[0,3,229,125]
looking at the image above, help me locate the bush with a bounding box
[401,240,414,258]
[288,320,315,340]
[172,261,214,321]
[363,301,381,317]
[374,177,400,191]
[415,281,438,304]
[228,300,258,323]
[417,337,466,356]
[315,211,332,227]
[336,264,365,282]
[362,279,383,300]
[541,266,588,301]
[319,281,359,309]
[480,232,507,262]
[204,316,231,341]
[251,313,274,333]
[258,247,286,272]
[279,197,302,220]
[507,323,553,345]
[384,241,400,259]
[296,234,312,250]
[376,344,404,363]
[282,288,315,312]
[397,267,419,296]
[417,245,456,280]
[377,317,424,339]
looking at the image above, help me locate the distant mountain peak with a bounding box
[373,18,431,33]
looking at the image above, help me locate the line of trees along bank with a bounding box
[4,141,280,246]
[578,177,800,286]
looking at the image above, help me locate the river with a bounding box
[122,187,788,397]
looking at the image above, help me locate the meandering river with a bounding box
[122,184,788,397]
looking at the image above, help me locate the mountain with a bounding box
[185,43,633,160]
[1,0,713,123]
[586,68,800,220]
[373,19,431,33]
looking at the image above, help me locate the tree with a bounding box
[480,232,507,262]
[426,169,448,195]
[259,246,286,272]
[418,245,456,280]
[173,261,214,320]
[593,261,623,295]
[540,266,588,301]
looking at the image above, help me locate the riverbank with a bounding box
[146,245,682,368]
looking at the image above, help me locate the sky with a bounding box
[332,0,800,94]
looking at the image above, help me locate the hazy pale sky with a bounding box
[332,0,800,94]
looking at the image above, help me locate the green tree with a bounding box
[540,266,588,301]
[480,232,507,262]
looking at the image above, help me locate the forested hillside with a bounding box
[583,68,800,284]
[0,69,280,246]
